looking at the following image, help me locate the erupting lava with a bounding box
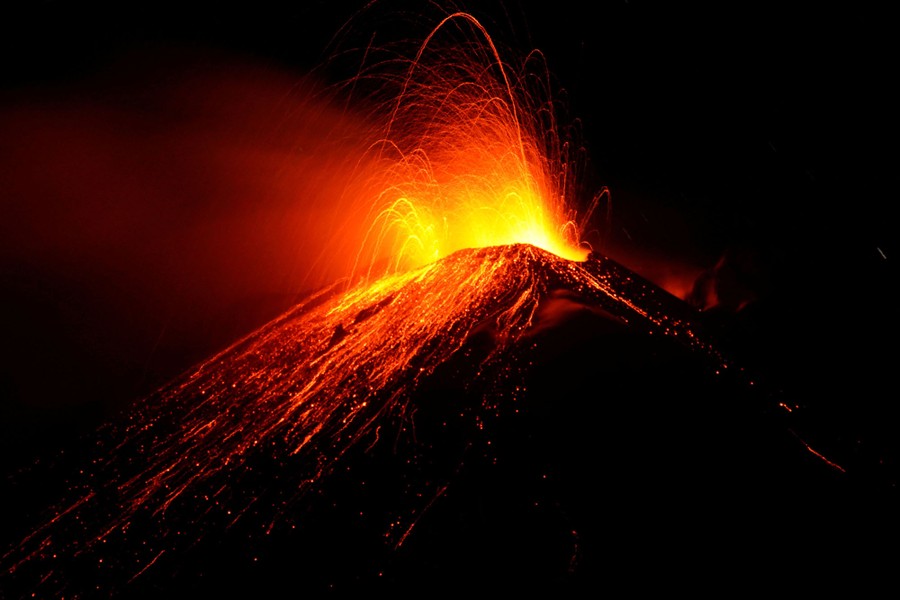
[333,11,595,280]
[2,7,840,598]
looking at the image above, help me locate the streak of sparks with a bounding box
[805,445,847,473]
[790,429,847,474]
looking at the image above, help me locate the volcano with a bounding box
[3,2,899,595]
[3,244,897,597]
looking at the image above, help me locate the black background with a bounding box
[1,1,897,593]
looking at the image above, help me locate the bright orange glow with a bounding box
[340,12,591,281]
[0,12,626,596]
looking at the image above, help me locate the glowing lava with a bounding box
[335,11,593,281]
[0,9,735,599]
[1,244,727,598]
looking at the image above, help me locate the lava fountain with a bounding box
[320,11,598,283]
[0,7,827,598]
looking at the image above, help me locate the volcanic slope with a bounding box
[2,244,895,597]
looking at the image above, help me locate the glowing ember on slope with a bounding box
[1,244,728,597]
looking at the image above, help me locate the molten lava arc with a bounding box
[340,11,593,281]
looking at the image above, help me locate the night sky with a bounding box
[2,1,897,592]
